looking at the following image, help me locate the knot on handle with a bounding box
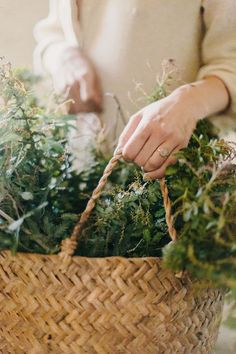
[59,237,78,269]
[60,237,77,257]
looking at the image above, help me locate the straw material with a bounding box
[0,151,225,353]
[0,252,224,354]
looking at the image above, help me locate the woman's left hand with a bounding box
[118,86,199,179]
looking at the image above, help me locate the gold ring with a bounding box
[158,147,170,158]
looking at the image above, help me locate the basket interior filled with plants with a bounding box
[0,60,236,328]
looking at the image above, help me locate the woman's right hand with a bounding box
[51,46,103,114]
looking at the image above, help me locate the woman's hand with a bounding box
[118,77,229,180]
[50,46,103,114]
[118,88,197,179]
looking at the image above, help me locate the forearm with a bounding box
[173,76,230,122]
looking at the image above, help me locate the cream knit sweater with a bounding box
[34,0,236,141]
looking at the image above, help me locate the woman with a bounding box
[34,0,236,179]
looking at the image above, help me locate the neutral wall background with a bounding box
[0,1,235,353]
[0,0,48,68]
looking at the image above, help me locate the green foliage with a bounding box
[163,135,236,289]
[0,61,140,255]
[0,60,235,303]
[0,61,99,254]
[78,175,169,257]
[78,122,236,290]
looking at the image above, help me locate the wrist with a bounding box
[172,77,230,121]
[170,84,204,124]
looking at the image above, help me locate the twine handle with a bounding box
[59,150,122,262]
[59,150,177,263]
[159,178,177,242]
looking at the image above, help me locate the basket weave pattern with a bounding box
[0,252,224,354]
[0,152,224,353]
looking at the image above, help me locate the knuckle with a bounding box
[138,129,149,141]
[173,132,183,143]
[176,132,187,146]
[157,123,170,138]
[155,114,166,127]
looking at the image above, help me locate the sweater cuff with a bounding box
[197,65,236,116]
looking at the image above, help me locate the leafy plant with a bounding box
[0,60,235,304]
[0,61,139,254]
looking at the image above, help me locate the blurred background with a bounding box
[0,1,235,353]
[0,0,48,68]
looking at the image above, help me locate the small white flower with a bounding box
[79,182,87,191]
[21,191,34,200]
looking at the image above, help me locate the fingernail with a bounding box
[143,173,152,181]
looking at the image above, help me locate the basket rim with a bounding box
[0,250,163,262]
[0,250,225,291]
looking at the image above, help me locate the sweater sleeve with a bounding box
[33,0,80,75]
[197,0,236,115]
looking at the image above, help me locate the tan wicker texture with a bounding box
[0,152,224,353]
[0,252,224,354]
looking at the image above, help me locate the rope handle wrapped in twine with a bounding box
[59,150,177,265]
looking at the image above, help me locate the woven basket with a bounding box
[0,152,224,354]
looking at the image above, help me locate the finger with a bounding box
[122,122,151,162]
[134,135,165,167]
[91,76,103,111]
[80,75,94,102]
[143,141,179,172]
[118,113,142,148]
[144,156,177,180]
[144,148,180,180]
[66,79,95,113]
[79,74,103,112]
